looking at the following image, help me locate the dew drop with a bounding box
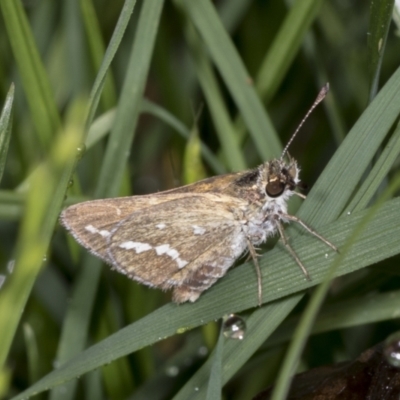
[176,326,190,334]
[194,387,199,391]
[165,365,179,377]
[222,314,246,340]
[197,346,208,357]
[383,332,400,368]
[347,211,351,215]
[325,253,329,259]
[67,179,74,188]
[378,38,383,52]
[76,144,86,159]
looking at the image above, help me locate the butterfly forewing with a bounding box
[61,194,205,261]
[62,194,248,303]
[107,194,248,302]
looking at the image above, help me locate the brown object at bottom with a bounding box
[253,343,400,400]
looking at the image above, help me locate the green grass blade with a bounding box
[141,100,226,174]
[23,324,41,385]
[0,103,85,370]
[174,295,302,399]
[0,84,14,184]
[183,125,207,184]
[94,297,136,399]
[367,0,394,100]
[270,177,400,400]
[346,119,400,213]
[0,0,61,150]
[256,0,324,102]
[177,0,281,161]
[205,329,224,400]
[298,64,400,226]
[96,0,165,197]
[50,255,102,400]
[80,0,117,111]
[49,3,165,399]
[85,102,225,175]
[85,0,138,130]
[218,0,252,32]
[183,21,246,171]
[268,289,400,346]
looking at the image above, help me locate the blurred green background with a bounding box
[1,0,400,399]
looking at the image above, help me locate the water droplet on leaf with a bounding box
[222,314,246,340]
[165,365,179,377]
[197,346,208,357]
[76,145,86,159]
[384,332,400,368]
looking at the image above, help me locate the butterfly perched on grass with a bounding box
[61,84,337,305]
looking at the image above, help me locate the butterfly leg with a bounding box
[281,213,338,253]
[246,238,263,306]
[293,191,307,200]
[275,220,311,280]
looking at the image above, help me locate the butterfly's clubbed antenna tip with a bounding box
[280,83,330,160]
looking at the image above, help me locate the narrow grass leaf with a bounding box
[177,0,281,161]
[80,0,117,111]
[0,84,14,184]
[367,0,394,100]
[140,100,226,174]
[0,368,11,399]
[205,329,224,400]
[0,109,84,370]
[270,177,400,400]
[218,0,252,33]
[183,126,207,184]
[83,370,103,400]
[183,21,246,171]
[0,0,61,150]
[85,102,225,174]
[297,65,400,226]
[85,0,138,130]
[174,295,302,399]
[234,0,326,146]
[268,289,400,346]
[346,119,400,213]
[96,0,165,197]
[23,324,41,385]
[50,3,165,399]
[256,0,324,102]
[95,297,136,399]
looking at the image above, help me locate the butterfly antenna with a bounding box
[280,83,329,160]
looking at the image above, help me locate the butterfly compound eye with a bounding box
[266,181,285,197]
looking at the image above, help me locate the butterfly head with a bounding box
[259,157,300,200]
